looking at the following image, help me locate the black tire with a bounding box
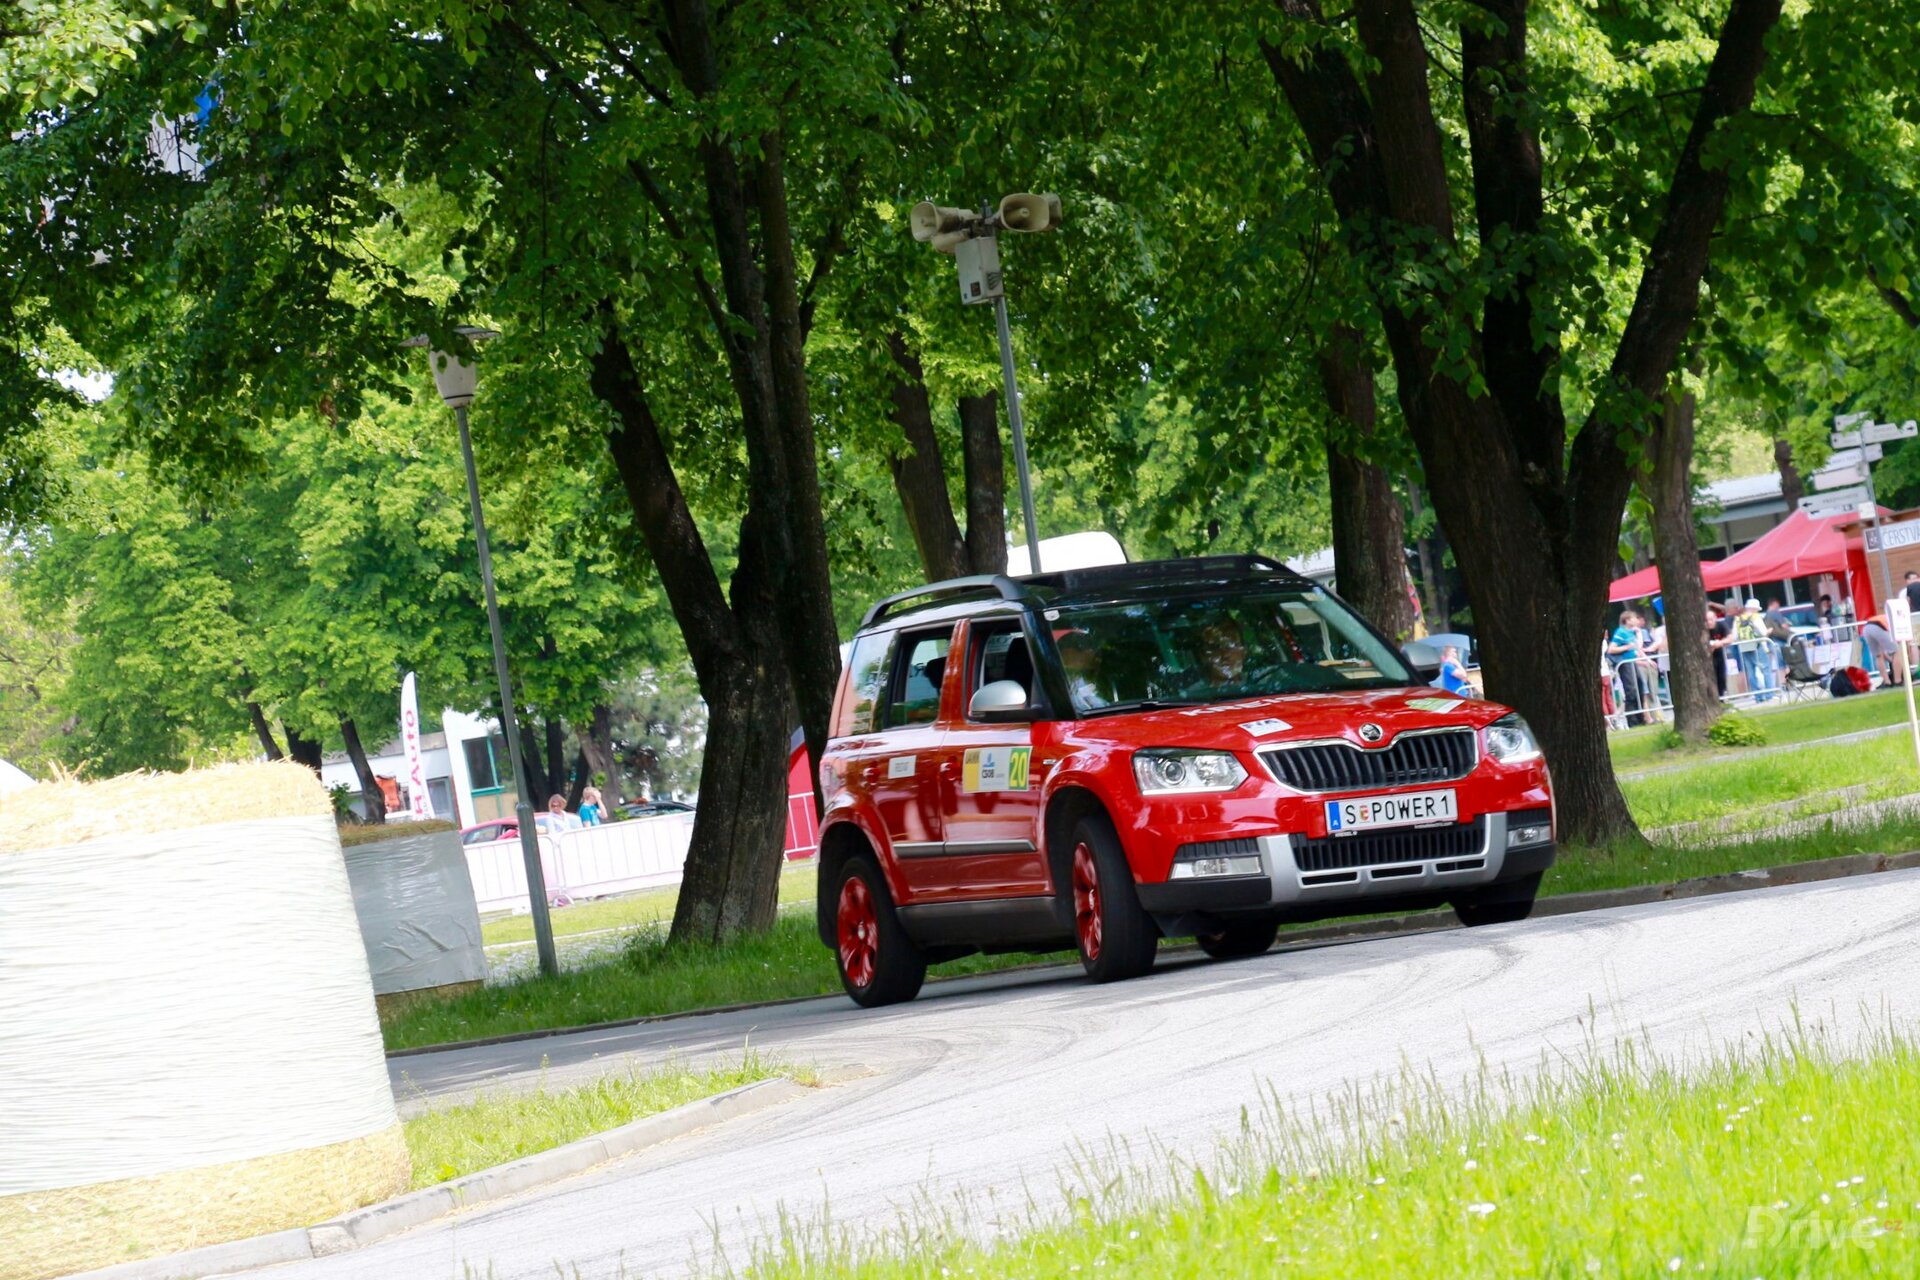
[1453,872,1543,928]
[833,855,926,1007]
[1065,812,1159,983]
[1195,918,1280,959]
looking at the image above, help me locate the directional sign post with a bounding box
[1798,484,1872,518]
[1812,464,1869,491]
[1863,419,1919,446]
[1885,597,1920,773]
[1834,412,1899,610]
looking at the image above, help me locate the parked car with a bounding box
[614,799,695,820]
[460,819,517,846]
[816,555,1556,1007]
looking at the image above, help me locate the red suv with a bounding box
[816,557,1554,1006]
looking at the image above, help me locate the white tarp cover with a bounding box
[0,814,398,1194]
[342,827,487,994]
[0,759,33,794]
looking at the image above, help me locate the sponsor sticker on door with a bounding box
[887,754,918,779]
[964,746,1032,792]
[1326,788,1457,832]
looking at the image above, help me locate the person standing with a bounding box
[1733,599,1774,703]
[578,786,604,827]
[1705,602,1732,699]
[1607,611,1651,727]
[1438,644,1473,696]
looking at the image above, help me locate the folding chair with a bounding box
[1780,638,1825,703]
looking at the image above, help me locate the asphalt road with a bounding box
[264,870,1920,1280]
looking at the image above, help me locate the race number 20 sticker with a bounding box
[963,746,1033,792]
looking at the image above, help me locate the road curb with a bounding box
[60,1076,814,1280]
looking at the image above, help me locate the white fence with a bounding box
[464,814,696,913]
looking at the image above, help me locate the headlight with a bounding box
[1132,749,1248,795]
[1483,713,1542,765]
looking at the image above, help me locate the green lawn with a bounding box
[482,862,817,947]
[1609,690,1911,771]
[747,1032,1920,1279]
[1620,729,1920,830]
[401,1056,782,1189]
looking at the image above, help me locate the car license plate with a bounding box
[1325,788,1457,832]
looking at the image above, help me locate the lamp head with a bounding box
[404,326,498,409]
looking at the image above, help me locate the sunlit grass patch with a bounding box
[746,1029,1920,1278]
[1609,691,1908,771]
[400,1053,786,1189]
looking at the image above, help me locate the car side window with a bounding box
[836,631,893,736]
[970,622,1035,718]
[883,630,952,728]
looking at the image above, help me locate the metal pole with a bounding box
[1866,460,1896,616]
[455,403,559,979]
[993,284,1043,574]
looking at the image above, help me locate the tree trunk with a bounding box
[1773,436,1804,509]
[1319,329,1417,638]
[1262,0,1781,845]
[1651,380,1721,742]
[886,332,971,582]
[285,726,324,773]
[545,715,566,803]
[593,319,798,946]
[1405,479,1442,627]
[247,702,285,761]
[666,650,793,942]
[960,392,1008,575]
[581,702,623,808]
[339,717,386,824]
[564,747,589,809]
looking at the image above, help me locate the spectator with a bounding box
[1705,602,1732,698]
[1815,593,1837,635]
[1732,599,1774,703]
[1438,644,1473,696]
[545,793,583,831]
[1904,571,1920,617]
[578,786,604,827]
[1863,615,1901,687]
[1607,610,1652,727]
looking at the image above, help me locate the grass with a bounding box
[482,862,817,947]
[400,1054,783,1189]
[1608,690,1911,771]
[1619,729,1920,831]
[386,911,1058,1051]
[745,1030,1920,1279]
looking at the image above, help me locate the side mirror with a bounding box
[968,679,1032,723]
[1402,641,1442,682]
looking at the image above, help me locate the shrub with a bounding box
[1706,713,1767,747]
[1654,727,1685,752]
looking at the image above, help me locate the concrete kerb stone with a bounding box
[59,1076,815,1280]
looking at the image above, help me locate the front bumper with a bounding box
[1136,810,1552,917]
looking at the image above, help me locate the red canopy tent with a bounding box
[1703,508,1879,593]
[1608,564,1665,603]
[1608,508,1877,604]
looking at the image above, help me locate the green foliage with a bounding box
[1706,714,1770,749]
[1654,726,1686,752]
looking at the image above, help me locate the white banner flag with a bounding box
[400,673,433,819]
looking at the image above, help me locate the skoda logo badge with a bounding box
[1358,723,1385,744]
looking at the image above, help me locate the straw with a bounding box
[0,761,327,854]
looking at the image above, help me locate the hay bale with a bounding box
[0,761,409,1280]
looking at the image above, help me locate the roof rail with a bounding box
[1023,553,1305,586]
[859,574,1032,629]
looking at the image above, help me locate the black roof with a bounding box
[858,554,1312,629]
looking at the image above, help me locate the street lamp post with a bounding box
[407,328,559,979]
[911,192,1063,574]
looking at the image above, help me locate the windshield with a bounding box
[1052,586,1417,713]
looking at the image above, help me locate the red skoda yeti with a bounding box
[816,557,1555,1006]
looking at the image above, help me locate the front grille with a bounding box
[1293,816,1485,872]
[1262,729,1475,793]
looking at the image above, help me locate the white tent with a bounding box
[0,758,36,793]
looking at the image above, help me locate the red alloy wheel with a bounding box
[837,874,879,990]
[1072,841,1103,961]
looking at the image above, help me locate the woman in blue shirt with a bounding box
[1438,644,1473,696]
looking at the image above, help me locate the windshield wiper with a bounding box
[1082,698,1204,717]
